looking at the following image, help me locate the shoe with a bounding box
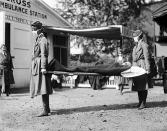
[138,103,146,110]
[37,111,49,117]
[132,103,140,108]
[132,101,142,108]
[138,106,146,110]
[48,108,51,114]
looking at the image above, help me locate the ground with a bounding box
[1,86,167,131]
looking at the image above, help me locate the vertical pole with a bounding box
[120,37,123,49]
[153,21,156,57]
[70,76,73,88]
[163,73,167,94]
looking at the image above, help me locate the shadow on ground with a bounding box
[51,101,167,115]
[11,87,29,94]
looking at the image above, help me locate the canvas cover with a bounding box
[153,2,167,26]
[45,25,133,40]
[48,59,131,76]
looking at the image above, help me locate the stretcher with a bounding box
[46,58,131,76]
[46,71,101,76]
[45,25,133,77]
[46,58,131,89]
[45,25,133,88]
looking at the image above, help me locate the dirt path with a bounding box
[1,86,167,131]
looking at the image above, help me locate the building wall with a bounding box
[0,0,71,88]
[155,43,167,57]
[154,20,167,57]
[138,2,167,57]
[151,2,167,57]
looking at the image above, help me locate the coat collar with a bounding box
[35,33,44,43]
[37,33,44,40]
[134,40,144,52]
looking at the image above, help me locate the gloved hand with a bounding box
[41,68,46,74]
[146,70,150,74]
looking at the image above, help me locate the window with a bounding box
[155,26,167,43]
[53,34,68,66]
[53,35,67,46]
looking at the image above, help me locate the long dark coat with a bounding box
[30,33,52,98]
[132,40,153,91]
[0,45,15,93]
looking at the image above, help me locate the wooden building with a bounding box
[0,0,72,88]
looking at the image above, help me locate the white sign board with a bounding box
[156,43,167,57]
[0,11,5,47]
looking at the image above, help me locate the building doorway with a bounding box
[5,23,10,53]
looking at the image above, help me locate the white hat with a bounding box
[121,66,146,78]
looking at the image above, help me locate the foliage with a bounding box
[56,0,161,63]
[58,0,150,26]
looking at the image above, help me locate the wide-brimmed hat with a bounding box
[121,66,146,78]
[31,21,42,29]
[132,30,142,38]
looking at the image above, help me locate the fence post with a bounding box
[163,72,167,93]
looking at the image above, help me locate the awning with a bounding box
[45,25,133,40]
[152,2,167,26]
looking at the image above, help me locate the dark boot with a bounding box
[138,91,147,110]
[46,94,51,114]
[120,84,124,95]
[136,91,142,107]
[5,85,10,96]
[38,94,50,117]
[133,91,142,108]
[143,90,148,107]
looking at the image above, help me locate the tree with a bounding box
[56,0,161,63]
[57,0,156,27]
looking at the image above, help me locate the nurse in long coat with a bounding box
[30,21,52,117]
[132,30,152,110]
[0,44,15,96]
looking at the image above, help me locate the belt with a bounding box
[32,55,41,60]
[136,57,144,62]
